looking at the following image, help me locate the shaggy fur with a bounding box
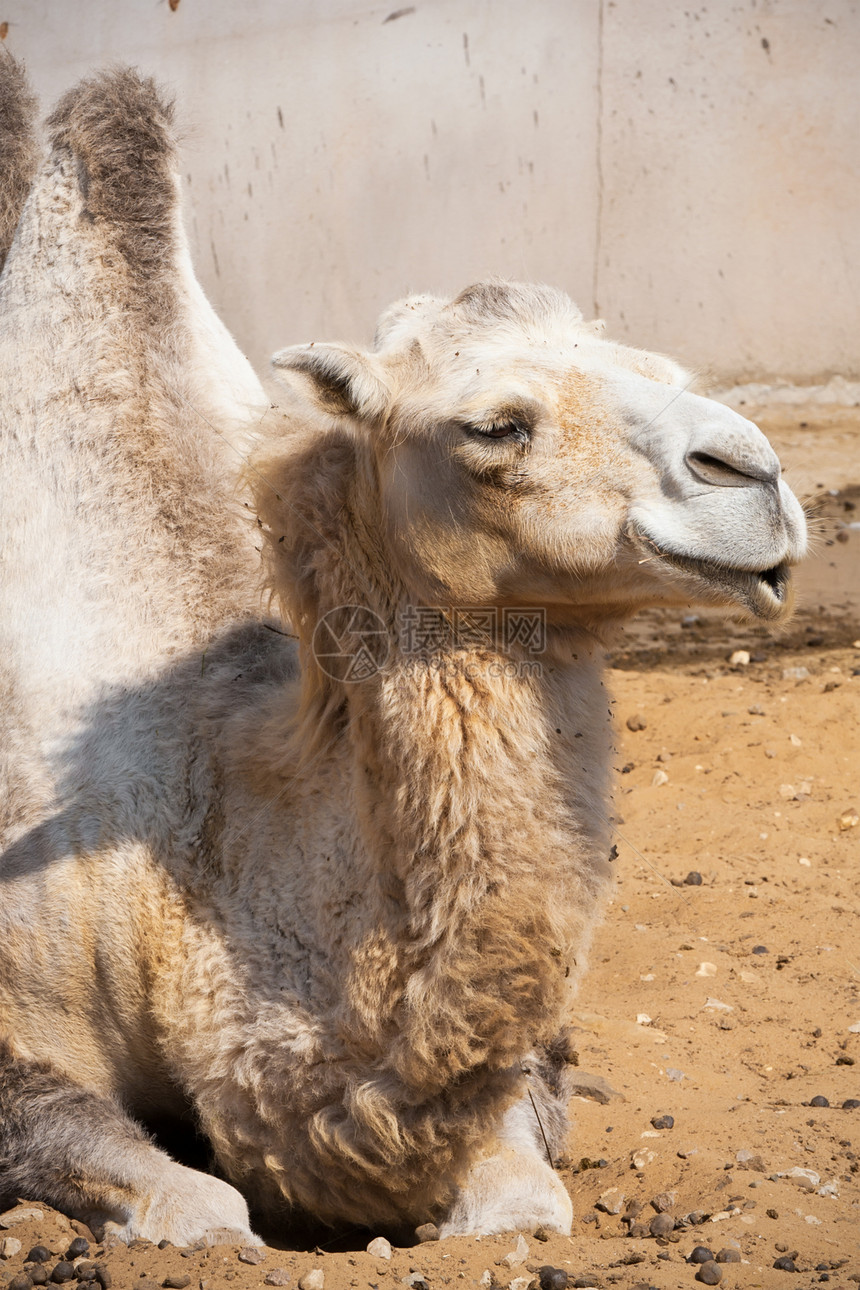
[0,61,806,1244]
[0,53,37,273]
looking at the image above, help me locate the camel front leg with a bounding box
[437,1095,573,1237]
[0,1040,258,1247]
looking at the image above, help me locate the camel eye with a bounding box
[463,417,530,442]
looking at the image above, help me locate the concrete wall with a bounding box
[4,0,858,383]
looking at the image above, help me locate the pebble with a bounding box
[596,1188,625,1215]
[696,1262,722,1286]
[843,1098,860,1109]
[1,1238,23,1260]
[264,1273,291,1288]
[93,1267,111,1290]
[0,1209,44,1230]
[74,1264,96,1283]
[665,1068,686,1082]
[366,1237,392,1260]
[65,1240,89,1261]
[688,1247,715,1264]
[631,1148,655,1169]
[238,1249,266,1266]
[752,945,769,954]
[26,1248,51,1265]
[538,1268,569,1290]
[810,1095,830,1107]
[9,1277,34,1290]
[729,650,750,667]
[298,1272,324,1290]
[773,1256,797,1271]
[649,1213,675,1236]
[502,1234,529,1267]
[650,1191,677,1212]
[838,808,859,830]
[650,1114,674,1130]
[414,1224,439,1243]
[626,714,647,731]
[50,1263,75,1284]
[30,1268,48,1286]
[162,1278,191,1290]
[684,871,703,886]
[715,1248,741,1263]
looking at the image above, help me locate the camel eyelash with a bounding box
[461,415,531,444]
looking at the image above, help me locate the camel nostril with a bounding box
[686,449,776,489]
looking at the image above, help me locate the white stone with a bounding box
[299,1271,324,1290]
[366,1237,392,1260]
[502,1235,529,1267]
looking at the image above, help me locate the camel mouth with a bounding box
[636,534,792,620]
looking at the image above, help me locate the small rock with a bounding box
[715,1248,741,1263]
[782,1166,820,1189]
[1,1237,23,1260]
[688,1247,714,1264]
[162,1278,191,1290]
[665,1067,685,1082]
[26,1248,52,1265]
[93,1267,111,1290]
[9,1276,34,1290]
[65,1240,89,1261]
[50,1264,75,1285]
[684,871,703,886]
[502,1234,529,1267]
[626,714,647,731]
[631,1148,655,1169]
[748,704,765,715]
[538,1268,569,1290]
[298,1273,324,1290]
[414,1224,439,1242]
[650,1191,676,1213]
[74,1263,97,1283]
[595,1188,625,1215]
[264,1273,291,1288]
[401,1277,429,1290]
[649,1213,675,1236]
[766,1208,779,1219]
[752,945,768,955]
[0,1208,45,1231]
[650,1114,674,1130]
[838,808,859,830]
[729,650,750,667]
[238,1249,266,1266]
[773,1256,797,1271]
[366,1237,392,1260]
[842,1098,860,1109]
[566,1072,624,1104]
[532,1226,549,1242]
[652,769,669,787]
[810,1095,830,1107]
[696,1262,722,1286]
[696,962,717,978]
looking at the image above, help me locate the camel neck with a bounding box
[337,631,613,1091]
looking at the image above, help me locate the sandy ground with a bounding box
[1,410,858,1290]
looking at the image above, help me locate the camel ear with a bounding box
[271,343,391,422]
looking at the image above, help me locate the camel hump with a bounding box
[45,66,177,283]
[0,54,39,275]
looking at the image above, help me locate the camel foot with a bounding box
[437,1148,573,1238]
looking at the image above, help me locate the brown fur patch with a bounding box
[46,67,177,299]
[0,55,38,274]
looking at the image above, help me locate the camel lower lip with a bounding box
[642,542,791,618]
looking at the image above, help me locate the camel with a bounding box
[0,62,806,1246]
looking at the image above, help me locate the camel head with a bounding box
[270,281,806,631]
